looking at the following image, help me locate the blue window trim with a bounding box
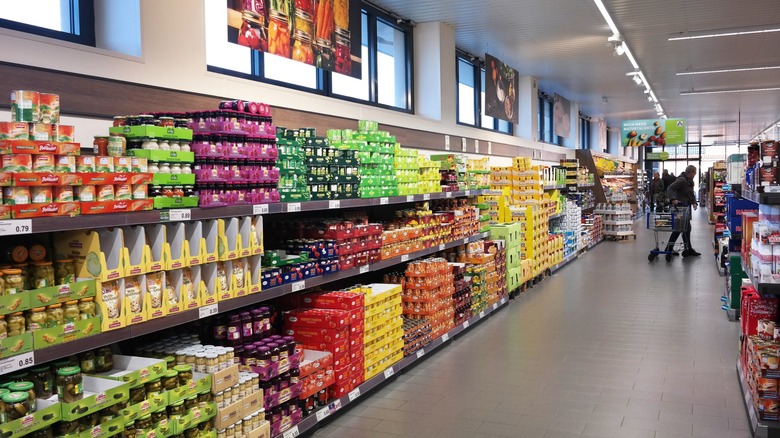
[0,0,95,46]
[455,51,513,135]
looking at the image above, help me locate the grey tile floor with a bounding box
[314,208,749,437]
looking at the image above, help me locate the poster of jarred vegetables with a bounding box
[228,0,363,78]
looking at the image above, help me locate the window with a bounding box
[456,52,512,135]
[206,2,412,112]
[0,0,95,46]
[538,92,561,145]
[580,115,591,149]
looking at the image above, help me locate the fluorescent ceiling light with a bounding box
[669,25,780,41]
[681,86,780,95]
[677,64,780,75]
[593,0,620,36]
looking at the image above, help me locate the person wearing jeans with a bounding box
[664,165,701,259]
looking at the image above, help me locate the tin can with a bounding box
[132,185,148,200]
[0,122,30,140]
[95,156,114,173]
[114,157,131,173]
[53,124,74,142]
[33,154,56,173]
[55,156,76,173]
[115,184,132,200]
[3,187,31,205]
[31,186,53,204]
[54,186,74,203]
[2,154,32,172]
[131,157,148,173]
[28,123,52,141]
[97,185,115,202]
[76,185,96,202]
[76,156,95,173]
[39,93,60,124]
[10,90,40,122]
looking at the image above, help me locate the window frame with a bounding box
[579,114,591,150]
[538,92,561,146]
[455,51,513,135]
[0,0,95,46]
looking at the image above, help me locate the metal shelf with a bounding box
[0,190,489,235]
[603,220,633,226]
[6,231,490,375]
[548,212,565,221]
[543,184,566,190]
[737,360,780,438]
[742,188,780,205]
[741,258,780,295]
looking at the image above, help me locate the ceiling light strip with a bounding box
[593,0,620,36]
[681,86,780,95]
[677,65,780,75]
[669,26,780,41]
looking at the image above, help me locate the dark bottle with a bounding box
[226,314,243,346]
[240,311,253,340]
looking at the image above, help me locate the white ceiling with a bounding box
[371,0,780,144]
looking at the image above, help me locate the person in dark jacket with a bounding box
[661,169,676,190]
[664,165,701,259]
[649,172,664,212]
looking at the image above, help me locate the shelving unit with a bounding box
[737,360,780,438]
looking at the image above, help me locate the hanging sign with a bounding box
[621,119,686,146]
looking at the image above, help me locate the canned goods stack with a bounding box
[299,130,359,201]
[394,146,420,196]
[2,90,74,142]
[276,129,311,203]
[431,153,468,192]
[397,258,454,340]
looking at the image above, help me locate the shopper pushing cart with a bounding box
[652,165,701,261]
[647,206,690,262]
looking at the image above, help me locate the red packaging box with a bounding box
[349,347,364,363]
[742,286,778,337]
[298,338,349,355]
[349,308,364,323]
[299,350,333,378]
[333,350,351,368]
[301,291,364,310]
[328,381,354,399]
[284,308,352,330]
[349,323,365,338]
[333,364,351,384]
[284,327,348,343]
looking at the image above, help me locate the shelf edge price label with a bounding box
[252,204,269,215]
[383,367,395,379]
[479,311,485,319]
[463,238,469,245]
[501,298,506,305]
[465,190,472,196]
[423,194,431,201]
[0,351,34,374]
[380,197,389,205]
[348,388,361,402]
[287,203,302,213]
[463,320,469,329]
[445,192,452,198]
[199,304,218,319]
[283,426,300,438]
[441,333,449,342]
[493,303,498,310]
[315,408,331,422]
[0,220,32,236]
[169,209,192,222]
[416,349,425,358]
[329,200,341,209]
[359,264,370,274]
[401,254,409,262]
[438,244,445,251]
[292,281,306,292]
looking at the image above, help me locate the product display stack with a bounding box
[450,263,472,325]
[580,213,604,250]
[431,154,467,192]
[350,283,403,381]
[553,199,582,258]
[490,223,521,293]
[467,158,492,189]
[398,258,455,340]
[595,199,635,239]
[276,128,312,203]
[302,131,360,200]
[329,120,398,198]
[417,155,442,194]
[474,190,508,226]
[401,317,432,357]
[394,146,420,196]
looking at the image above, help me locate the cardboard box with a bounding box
[0,139,80,155]
[241,390,264,417]
[32,316,100,349]
[214,398,243,430]
[0,398,61,438]
[10,202,80,219]
[300,291,364,310]
[94,355,167,387]
[283,327,348,343]
[0,293,29,316]
[246,420,271,438]
[299,350,333,377]
[211,364,240,393]
[59,376,130,421]
[55,228,126,282]
[166,372,211,405]
[25,279,97,309]
[284,308,352,330]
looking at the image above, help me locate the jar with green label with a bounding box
[167,400,185,418]
[2,269,23,294]
[78,350,96,374]
[78,298,96,320]
[134,414,153,431]
[173,365,192,386]
[161,369,178,391]
[7,381,36,411]
[151,407,167,427]
[145,378,162,398]
[57,419,80,435]
[1,392,32,423]
[32,262,55,289]
[56,366,83,403]
[63,300,80,323]
[123,421,137,438]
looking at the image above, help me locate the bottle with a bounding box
[213,315,227,344]
[251,309,264,342]
[227,314,243,346]
[240,312,253,340]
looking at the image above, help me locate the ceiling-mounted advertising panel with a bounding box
[621,119,686,146]
[484,54,519,124]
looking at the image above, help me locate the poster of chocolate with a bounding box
[227,0,363,78]
[484,54,519,124]
[553,93,571,139]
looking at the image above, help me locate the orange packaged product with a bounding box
[31,186,53,204]
[76,156,95,173]
[75,185,96,202]
[95,156,114,173]
[3,154,33,172]
[54,186,74,203]
[97,185,114,202]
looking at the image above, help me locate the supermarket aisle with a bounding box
[314,208,748,438]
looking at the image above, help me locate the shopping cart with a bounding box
[647,206,690,262]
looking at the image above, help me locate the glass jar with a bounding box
[8,312,24,337]
[56,366,83,403]
[26,307,47,331]
[112,116,126,127]
[334,28,352,75]
[78,297,96,319]
[58,419,80,435]
[145,378,162,398]
[0,273,5,297]
[2,269,23,294]
[1,392,32,423]
[315,38,334,70]
[30,427,53,438]
[268,10,291,58]
[55,259,76,285]
[128,383,146,405]
[173,365,193,386]
[122,421,137,438]
[63,300,80,323]
[222,387,232,405]
[158,140,171,151]
[225,424,235,438]
[7,381,36,411]
[32,262,55,289]
[171,164,182,175]
[194,353,206,373]
[12,263,30,290]
[214,391,224,408]
[148,163,160,174]
[205,353,218,374]
[29,366,53,399]
[134,414,153,431]
[197,390,212,408]
[184,394,197,410]
[45,304,64,328]
[0,315,7,339]
[292,30,315,65]
[93,136,109,156]
[142,138,159,150]
[151,407,168,426]
[161,369,179,391]
[167,400,185,418]
[159,163,172,174]
[159,117,175,127]
[184,427,199,438]
[108,134,127,157]
[169,141,181,152]
[96,346,114,372]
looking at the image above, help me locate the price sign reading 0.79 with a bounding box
[0,220,32,236]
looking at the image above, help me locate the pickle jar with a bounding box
[63,300,80,323]
[79,412,98,431]
[0,315,7,339]
[164,355,176,370]
[12,264,31,291]
[26,307,47,331]
[184,426,199,438]
[78,350,96,374]
[167,400,185,418]
[151,407,168,426]
[45,303,64,327]
[197,390,212,407]
[30,427,53,438]
[7,381,36,411]
[98,407,115,424]
[184,394,197,411]
[2,269,24,294]
[128,383,146,405]
[96,346,114,372]
[173,365,192,386]
[54,259,76,285]
[144,378,162,398]
[78,297,96,320]
[57,419,80,435]
[1,392,32,423]
[123,421,137,438]
[0,273,5,296]
[32,262,55,289]
[134,414,153,431]
[56,366,83,403]
[161,369,179,391]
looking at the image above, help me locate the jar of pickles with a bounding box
[7,382,36,411]
[55,366,83,403]
[45,303,64,327]
[1,392,33,423]
[334,28,352,75]
[292,30,315,65]
[2,269,24,294]
[95,346,114,372]
[128,383,146,405]
[54,260,76,285]
[32,262,55,289]
[58,419,80,435]
[151,407,168,426]
[173,365,192,386]
[122,421,137,438]
[167,400,185,418]
[0,315,7,339]
[184,395,197,410]
[197,390,212,407]
[26,307,46,331]
[134,414,153,431]
[145,378,162,398]
[60,300,79,323]
[8,312,24,337]
[78,297,96,319]
[161,369,179,391]
[78,350,96,374]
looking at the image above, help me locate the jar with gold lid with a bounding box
[63,300,80,323]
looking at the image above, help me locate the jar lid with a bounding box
[147,378,161,383]
[2,269,22,275]
[130,382,145,389]
[152,406,167,413]
[11,263,28,268]
[32,307,46,312]
[198,389,211,395]
[55,259,74,263]
[138,414,152,420]
[7,381,33,391]
[163,370,179,378]
[0,388,8,396]
[173,365,192,373]
[2,391,29,403]
[30,365,50,373]
[125,421,135,427]
[80,297,95,302]
[57,366,82,376]
[64,300,78,305]
[206,354,218,359]
[32,261,53,266]
[28,244,47,262]
[47,303,62,309]
[164,356,175,363]
[10,245,28,263]
[186,394,197,400]
[195,353,206,358]
[171,400,184,406]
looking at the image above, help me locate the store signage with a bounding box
[228,0,363,79]
[621,119,686,146]
[646,152,670,161]
[553,94,572,139]
[484,54,519,124]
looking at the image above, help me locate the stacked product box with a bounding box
[302,135,360,200]
[473,190,507,226]
[747,204,780,285]
[276,129,310,203]
[560,159,579,186]
[450,263,472,325]
[401,317,432,356]
[394,146,420,195]
[418,156,441,194]
[296,350,335,419]
[467,158,491,190]
[455,239,505,308]
[110,116,196,210]
[294,290,366,400]
[381,205,455,259]
[5,90,73,140]
[328,120,398,198]
[185,105,279,207]
[580,213,603,249]
[490,223,522,292]
[466,264,487,314]
[399,258,454,340]
[510,158,544,206]
[754,140,779,191]
[431,198,480,241]
[483,240,507,306]
[431,154,467,192]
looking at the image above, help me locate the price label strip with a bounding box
[423,194,431,201]
[292,281,306,292]
[441,333,449,342]
[438,244,445,251]
[287,203,302,213]
[359,264,370,274]
[383,367,395,379]
[416,348,425,358]
[479,311,485,319]
[252,204,269,215]
[329,200,341,209]
[401,254,409,262]
[169,209,192,222]
[0,220,32,236]
[0,351,34,374]
[380,197,389,205]
[406,195,415,202]
[315,408,330,422]
[199,304,218,319]
[348,388,361,402]
[493,303,498,310]
[283,426,300,438]
[445,192,452,198]
[463,320,469,329]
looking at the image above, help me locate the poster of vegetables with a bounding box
[621,119,686,147]
[227,0,363,78]
[484,54,519,124]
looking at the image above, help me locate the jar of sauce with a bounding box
[93,136,109,156]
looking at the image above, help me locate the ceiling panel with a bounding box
[370,0,780,143]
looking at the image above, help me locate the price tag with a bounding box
[493,303,498,310]
[488,142,493,155]
[383,367,395,379]
[438,244,445,251]
[401,255,409,262]
[0,220,32,236]
[423,194,430,201]
[406,195,415,202]
[292,281,306,292]
[441,333,449,342]
[444,135,450,151]
[359,264,370,274]
[501,298,506,305]
[461,138,467,152]
[463,238,469,245]
[329,200,341,209]
[416,349,425,358]
[466,190,472,196]
[347,388,361,401]
[0,351,34,374]
[199,304,218,319]
[316,408,331,422]
[283,426,300,438]
[474,140,480,154]
[479,311,485,319]
[169,209,192,222]
[287,203,301,213]
[252,204,269,215]
[463,320,469,329]
[380,197,389,205]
